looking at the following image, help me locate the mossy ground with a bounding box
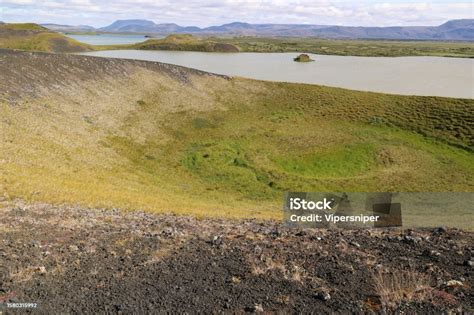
[129,34,240,52]
[220,37,474,58]
[0,23,92,52]
[0,52,472,228]
[124,35,474,58]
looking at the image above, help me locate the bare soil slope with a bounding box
[0,201,473,313]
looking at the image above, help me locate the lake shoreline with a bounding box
[79,50,474,99]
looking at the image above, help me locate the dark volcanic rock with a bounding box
[0,201,472,314]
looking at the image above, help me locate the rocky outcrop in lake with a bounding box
[294,54,314,62]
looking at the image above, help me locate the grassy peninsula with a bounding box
[0,23,92,52]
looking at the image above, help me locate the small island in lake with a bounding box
[293,53,314,62]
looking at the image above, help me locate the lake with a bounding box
[80,50,474,98]
[65,34,150,45]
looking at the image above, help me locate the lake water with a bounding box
[65,34,150,45]
[80,50,474,98]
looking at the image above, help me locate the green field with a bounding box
[114,35,474,58]
[216,36,474,57]
[0,23,92,52]
[128,34,239,52]
[1,51,472,229]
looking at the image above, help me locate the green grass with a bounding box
[0,23,92,52]
[113,34,474,58]
[159,110,472,195]
[220,37,474,58]
[275,144,376,178]
[1,23,47,31]
[128,34,239,52]
[0,53,472,228]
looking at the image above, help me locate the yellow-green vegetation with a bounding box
[0,52,473,228]
[0,23,92,52]
[218,37,474,58]
[100,34,474,57]
[129,34,240,52]
[293,53,314,62]
[1,23,47,31]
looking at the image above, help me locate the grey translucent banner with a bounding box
[283,192,474,230]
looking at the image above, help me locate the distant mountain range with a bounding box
[41,23,96,32]
[42,19,474,41]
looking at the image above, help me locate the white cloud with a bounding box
[0,0,472,27]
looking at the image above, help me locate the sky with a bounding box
[0,0,472,28]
